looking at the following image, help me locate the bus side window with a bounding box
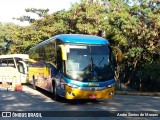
[44,40,57,66]
[0,59,15,68]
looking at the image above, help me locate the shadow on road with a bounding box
[26,84,109,105]
[0,84,160,113]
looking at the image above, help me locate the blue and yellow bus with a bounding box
[28,34,122,100]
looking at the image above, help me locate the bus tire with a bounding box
[32,75,36,90]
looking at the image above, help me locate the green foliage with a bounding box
[68,0,108,34]
[0,0,159,91]
[25,8,49,17]
[142,61,160,80]
[0,23,20,54]
[13,8,49,23]
[126,47,143,58]
[141,61,160,91]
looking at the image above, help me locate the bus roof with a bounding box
[30,34,110,50]
[0,54,29,59]
[54,34,109,45]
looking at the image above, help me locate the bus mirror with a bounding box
[60,45,67,60]
[111,46,123,62]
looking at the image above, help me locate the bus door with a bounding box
[17,61,27,83]
[55,45,66,97]
[54,72,66,97]
[58,73,66,97]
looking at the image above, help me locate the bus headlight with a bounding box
[67,83,78,89]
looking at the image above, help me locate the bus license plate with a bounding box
[89,95,97,99]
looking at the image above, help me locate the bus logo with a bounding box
[89,83,99,87]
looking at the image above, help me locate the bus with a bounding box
[0,54,29,84]
[28,34,122,100]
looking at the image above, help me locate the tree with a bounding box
[68,0,109,35]
[0,23,20,54]
[13,8,49,23]
[0,0,159,91]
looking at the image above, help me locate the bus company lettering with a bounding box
[89,83,99,87]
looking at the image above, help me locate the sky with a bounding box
[0,0,79,26]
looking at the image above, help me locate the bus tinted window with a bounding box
[44,40,56,65]
[29,40,56,65]
[0,59,15,67]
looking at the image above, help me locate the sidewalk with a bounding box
[115,91,160,96]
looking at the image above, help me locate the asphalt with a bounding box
[1,83,160,96]
[115,91,160,96]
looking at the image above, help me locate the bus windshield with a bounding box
[65,45,114,82]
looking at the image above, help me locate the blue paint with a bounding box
[61,74,115,87]
[54,34,109,45]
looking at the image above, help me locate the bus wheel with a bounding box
[53,84,60,101]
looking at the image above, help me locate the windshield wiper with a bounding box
[99,57,104,66]
[90,56,94,71]
[89,46,94,72]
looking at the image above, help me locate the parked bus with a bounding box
[28,34,122,100]
[0,54,29,84]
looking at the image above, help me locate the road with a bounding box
[0,85,159,120]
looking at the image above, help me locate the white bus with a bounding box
[0,54,29,84]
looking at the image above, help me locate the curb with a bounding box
[115,91,160,96]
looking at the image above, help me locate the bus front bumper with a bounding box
[65,85,115,99]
